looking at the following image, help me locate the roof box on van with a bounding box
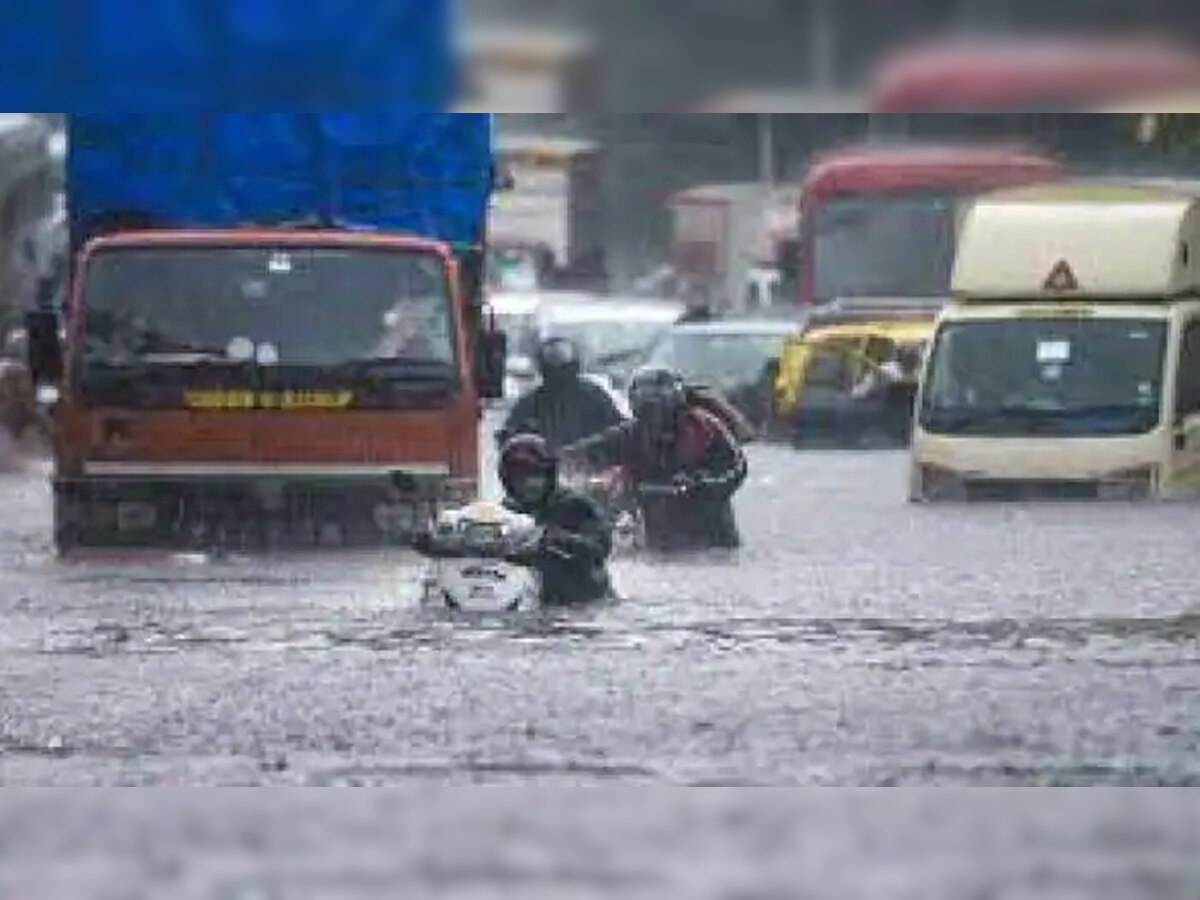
[953,182,1200,301]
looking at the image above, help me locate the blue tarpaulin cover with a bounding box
[69,113,495,248]
[0,0,493,248]
[0,0,457,109]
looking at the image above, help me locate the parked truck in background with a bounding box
[488,135,604,291]
[669,182,801,314]
[25,111,506,554]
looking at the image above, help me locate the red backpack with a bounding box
[683,385,757,444]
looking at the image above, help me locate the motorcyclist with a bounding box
[850,344,922,443]
[497,434,614,606]
[414,434,613,606]
[498,337,626,453]
[563,366,748,552]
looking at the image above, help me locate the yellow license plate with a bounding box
[184,391,354,411]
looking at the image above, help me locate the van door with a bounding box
[1169,317,1200,488]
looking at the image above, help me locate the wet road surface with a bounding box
[2,431,1200,791]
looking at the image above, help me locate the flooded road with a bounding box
[3,433,1200,790]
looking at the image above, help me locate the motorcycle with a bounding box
[559,461,645,554]
[417,500,543,613]
[560,464,706,556]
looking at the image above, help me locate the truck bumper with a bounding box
[53,471,477,553]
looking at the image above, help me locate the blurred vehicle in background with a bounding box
[1099,93,1200,113]
[644,319,799,435]
[0,115,58,447]
[489,135,604,291]
[869,37,1200,114]
[0,325,36,443]
[487,243,546,292]
[797,143,1065,307]
[534,295,686,396]
[669,182,801,315]
[776,299,940,448]
[488,289,549,402]
[0,115,57,320]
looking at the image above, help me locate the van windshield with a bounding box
[921,317,1168,437]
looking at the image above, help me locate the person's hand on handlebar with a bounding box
[672,472,700,496]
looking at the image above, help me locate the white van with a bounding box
[911,182,1200,501]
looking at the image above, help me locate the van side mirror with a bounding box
[476,327,508,401]
[24,309,63,386]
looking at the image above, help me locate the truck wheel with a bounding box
[52,493,83,555]
[53,515,80,555]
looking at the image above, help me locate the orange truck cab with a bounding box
[24,114,506,553]
[797,142,1066,307]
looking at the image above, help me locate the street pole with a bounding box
[757,113,776,188]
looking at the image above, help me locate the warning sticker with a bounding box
[1044,260,1079,292]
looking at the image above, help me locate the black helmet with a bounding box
[628,366,686,438]
[499,433,558,511]
[536,337,581,384]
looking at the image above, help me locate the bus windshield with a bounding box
[811,192,960,302]
[920,318,1168,437]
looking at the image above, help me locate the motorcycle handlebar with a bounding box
[637,482,686,498]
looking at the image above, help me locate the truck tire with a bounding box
[52,493,81,555]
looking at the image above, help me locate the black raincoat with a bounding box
[500,378,626,454]
[506,488,614,606]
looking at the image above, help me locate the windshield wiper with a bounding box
[1054,403,1154,419]
[324,358,458,384]
[140,351,244,366]
[926,401,1155,434]
[924,404,1051,433]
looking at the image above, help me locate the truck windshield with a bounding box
[921,317,1168,437]
[812,192,959,301]
[81,246,457,371]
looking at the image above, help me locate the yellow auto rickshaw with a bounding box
[775,308,938,448]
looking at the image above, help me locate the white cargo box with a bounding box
[952,182,1200,301]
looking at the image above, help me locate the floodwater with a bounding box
[2,428,1200,893]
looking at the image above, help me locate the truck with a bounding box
[15,0,510,560]
[669,182,802,314]
[25,111,506,554]
[487,135,604,291]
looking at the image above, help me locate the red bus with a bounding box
[869,37,1200,113]
[797,143,1065,305]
